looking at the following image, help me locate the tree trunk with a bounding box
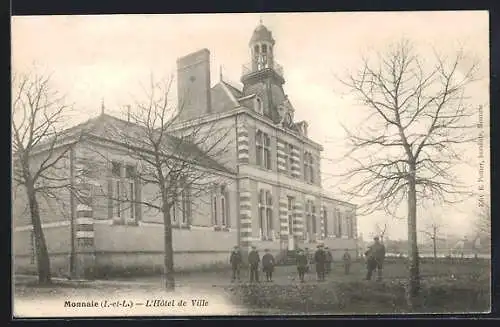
[433,237,437,261]
[162,202,175,290]
[27,181,52,284]
[407,178,420,309]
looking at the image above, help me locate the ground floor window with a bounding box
[259,189,273,240]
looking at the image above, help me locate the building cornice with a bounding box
[170,106,324,151]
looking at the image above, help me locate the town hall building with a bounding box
[13,22,358,277]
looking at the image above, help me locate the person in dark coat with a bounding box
[342,248,352,275]
[304,247,311,272]
[248,245,260,283]
[314,244,326,281]
[296,249,308,283]
[261,249,275,282]
[229,246,243,282]
[365,236,386,281]
[324,247,333,274]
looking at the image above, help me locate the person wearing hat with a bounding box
[314,244,327,281]
[262,249,276,282]
[229,246,243,282]
[324,246,333,275]
[296,249,308,282]
[365,236,386,281]
[248,245,261,283]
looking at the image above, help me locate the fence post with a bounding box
[75,204,95,280]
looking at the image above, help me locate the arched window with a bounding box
[262,44,267,53]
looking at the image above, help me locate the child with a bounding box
[296,249,308,283]
[343,248,352,275]
[262,249,275,282]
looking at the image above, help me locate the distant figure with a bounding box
[314,244,327,281]
[296,249,308,282]
[365,236,386,281]
[262,249,275,282]
[304,247,311,272]
[248,246,260,283]
[324,247,333,274]
[342,248,352,275]
[229,246,243,282]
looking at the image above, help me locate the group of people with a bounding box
[229,244,356,283]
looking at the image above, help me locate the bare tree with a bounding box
[94,75,232,290]
[12,69,80,284]
[374,222,388,243]
[335,39,480,306]
[421,218,445,261]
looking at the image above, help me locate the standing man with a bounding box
[262,249,275,282]
[229,246,242,282]
[342,248,352,275]
[314,244,326,281]
[296,249,308,283]
[248,245,260,283]
[365,236,386,281]
[324,247,333,275]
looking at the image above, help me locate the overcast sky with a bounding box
[12,12,490,241]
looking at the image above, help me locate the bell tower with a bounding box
[241,20,286,122]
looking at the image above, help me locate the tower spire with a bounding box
[259,15,263,25]
[219,65,223,82]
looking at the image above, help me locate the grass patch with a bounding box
[92,261,232,279]
[225,272,490,314]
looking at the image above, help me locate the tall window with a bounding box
[305,200,316,241]
[256,130,271,170]
[111,161,122,218]
[347,213,354,238]
[115,180,121,218]
[304,152,314,183]
[259,190,273,240]
[287,196,295,236]
[212,193,218,225]
[211,184,228,227]
[256,130,263,167]
[220,185,227,226]
[323,207,328,238]
[125,165,136,222]
[311,205,317,234]
[181,186,192,225]
[335,209,342,237]
[287,144,294,174]
[263,133,271,169]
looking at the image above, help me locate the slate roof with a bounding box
[38,113,233,175]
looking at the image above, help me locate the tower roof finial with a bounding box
[219,65,223,82]
[259,15,263,25]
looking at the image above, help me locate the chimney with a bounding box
[176,48,212,122]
